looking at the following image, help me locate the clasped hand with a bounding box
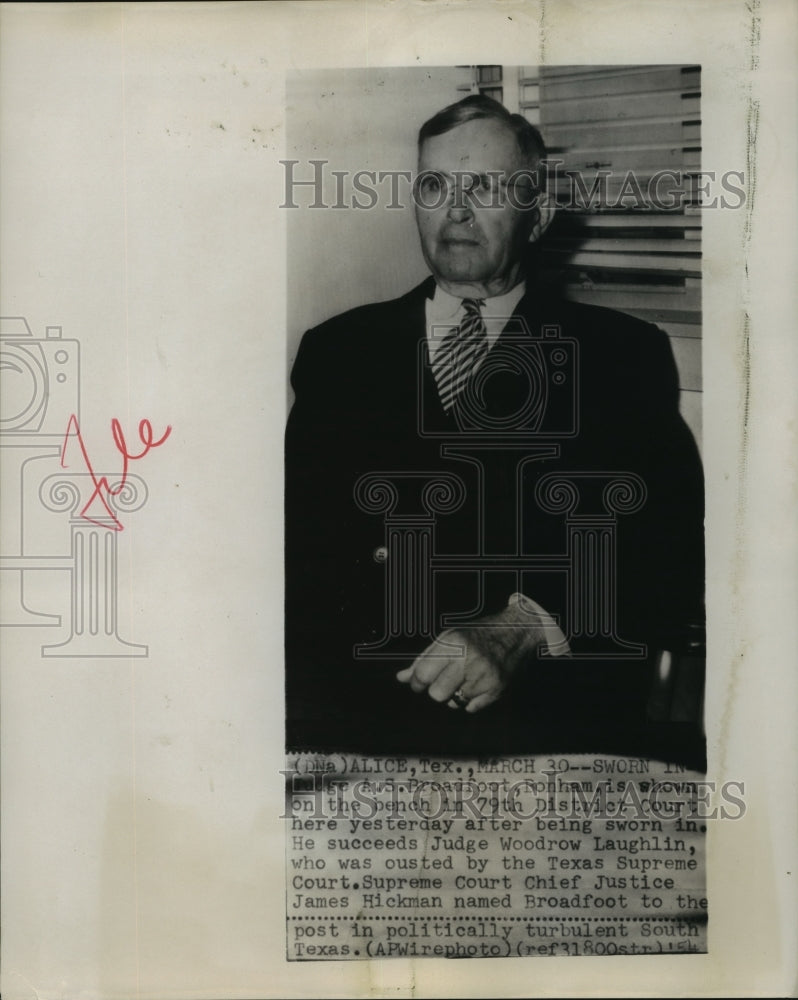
[396,594,570,712]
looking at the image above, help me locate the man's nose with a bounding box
[446,184,475,222]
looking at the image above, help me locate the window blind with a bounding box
[456,65,702,447]
[532,64,700,322]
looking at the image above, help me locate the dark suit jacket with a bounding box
[285,273,705,761]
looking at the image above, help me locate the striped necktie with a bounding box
[431,298,488,412]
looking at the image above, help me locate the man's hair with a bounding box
[418,94,547,169]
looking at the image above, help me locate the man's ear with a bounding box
[528,191,556,243]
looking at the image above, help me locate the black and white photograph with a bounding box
[285,65,707,765]
[0,1,795,997]
[282,62,712,964]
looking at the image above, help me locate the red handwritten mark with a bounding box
[60,414,172,531]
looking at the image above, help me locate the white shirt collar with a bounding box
[428,281,527,322]
[426,281,527,360]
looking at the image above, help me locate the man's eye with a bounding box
[466,175,502,201]
[416,174,450,207]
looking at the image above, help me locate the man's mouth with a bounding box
[441,235,482,246]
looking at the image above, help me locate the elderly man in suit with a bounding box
[285,95,704,758]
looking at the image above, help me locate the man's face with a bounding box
[415,117,538,297]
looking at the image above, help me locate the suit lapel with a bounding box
[398,277,461,433]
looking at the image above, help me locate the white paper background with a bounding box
[0,1,795,997]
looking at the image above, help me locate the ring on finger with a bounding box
[451,687,470,709]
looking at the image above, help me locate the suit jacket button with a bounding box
[373,546,388,563]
